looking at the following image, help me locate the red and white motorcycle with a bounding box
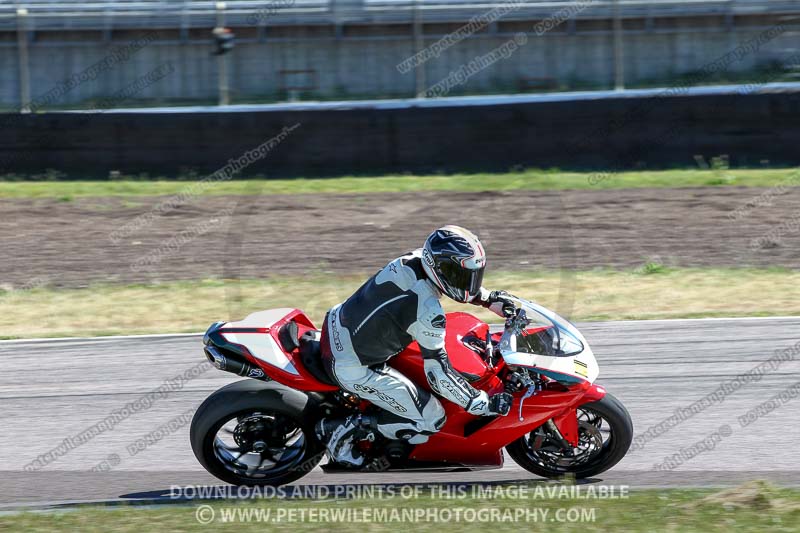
[190,296,633,485]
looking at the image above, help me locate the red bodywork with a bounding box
[217,309,339,393]
[231,309,606,467]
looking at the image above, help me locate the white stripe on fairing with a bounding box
[354,294,409,334]
[220,331,299,375]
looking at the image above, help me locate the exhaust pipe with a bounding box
[205,345,270,381]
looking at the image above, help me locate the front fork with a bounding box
[544,382,607,448]
[549,413,579,448]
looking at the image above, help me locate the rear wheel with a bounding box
[190,380,325,486]
[506,392,632,479]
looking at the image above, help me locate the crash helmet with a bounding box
[421,225,486,303]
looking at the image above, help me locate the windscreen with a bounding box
[511,301,584,357]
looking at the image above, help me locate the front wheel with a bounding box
[506,392,633,479]
[190,380,325,486]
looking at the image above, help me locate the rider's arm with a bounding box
[408,298,509,416]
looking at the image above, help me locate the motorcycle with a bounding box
[190,296,633,486]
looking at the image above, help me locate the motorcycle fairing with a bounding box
[204,303,608,465]
[498,298,600,384]
[205,308,339,392]
[409,380,606,464]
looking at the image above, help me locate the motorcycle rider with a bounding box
[317,225,516,467]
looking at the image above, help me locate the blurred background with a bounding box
[1,1,800,522]
[1,0,799,107]
[0,0,799,346]
[1,0,800,178]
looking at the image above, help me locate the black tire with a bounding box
[506,391,633,479]
[190,379,325,486]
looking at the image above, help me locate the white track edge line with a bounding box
[1,315,798,344]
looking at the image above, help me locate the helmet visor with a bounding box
[439,261,485,301]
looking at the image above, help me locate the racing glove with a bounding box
[475,288,517,318]
[488,392,513,416]
[466,391,513,416]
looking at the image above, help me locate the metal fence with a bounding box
[1,0,800,30]
[1,0,798,111]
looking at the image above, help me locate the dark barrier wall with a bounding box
[2,88,800,179]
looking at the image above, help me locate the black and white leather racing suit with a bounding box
[321,249,503,445]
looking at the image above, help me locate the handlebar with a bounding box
[505,307,531,334]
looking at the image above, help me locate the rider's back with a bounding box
[337,249,443,366]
